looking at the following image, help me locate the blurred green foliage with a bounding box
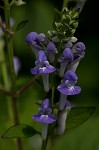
[0,0,99,150]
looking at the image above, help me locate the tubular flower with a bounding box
[57,70,81,110]
[67,42,86,72]
[46,42,58,62]
[58,48,73,77]
[26,32,47,57]
[32,98,57,124]
[57,70,81,95]
[31,50,56,92]
[32,98,57,140]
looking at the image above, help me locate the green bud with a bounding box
[52,36,60,43]
[47,30,57,37]
[70,29,76,34]
[65,15,71,23]
[55,22,63,30]
[72,22,78,28]
[53,108,58,116]
[51,30,57,36]
[47,30,53,36]
[74,22,78,28]
[62,7,68,14]
[15,0,26,6]
[70,37,78,43]
[70,11,79,19]
[72,11,79,19]
[62,15,71,24]
[61,14,66,22]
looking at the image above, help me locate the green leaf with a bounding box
[66,107,96,129]
[15,19,28,32]
[1,124,39,139]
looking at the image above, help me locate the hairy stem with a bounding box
[4,0,22,150]
[4,0,16,93]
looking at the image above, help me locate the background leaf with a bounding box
[15,19,28,32]
[66,106,96,129]
[1,124,39,139]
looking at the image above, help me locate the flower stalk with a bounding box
[3,0,22,150]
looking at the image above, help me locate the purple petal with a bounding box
[72,42,86,52]
[41,99,50,109]
[32,114,57,124]
[26,32,38,44]
[57,85,81,95]
[37,33,46,42]
[64,70,78,81]
[31,67,39,74]
[38,50,47,62]
[63,48,73,59]
[39,65,56,74]
[64,41,73,48]
[31,65,56,75]
[58,48,73,63]
[46,42,57,53]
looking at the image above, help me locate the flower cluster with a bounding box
[26,8,86,137]
[26,31,85,95]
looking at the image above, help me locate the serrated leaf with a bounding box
[1,124,39,139]
[15,20,28,32]
[66,107,96,129]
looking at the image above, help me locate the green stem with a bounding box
[4,0,16,93]
[0,39,14,124]
[4,0,22,150]
[51,86,55,108]
[41,138,48,150]
[62,0,69,9]
[0,41,9,90]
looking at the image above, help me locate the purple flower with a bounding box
[67,42,86,72]
[57,70,81,95]
[37,33,46,43]
[64,41,73,48]
[31,50,56,92]
[26,32,47,57]
[32,99,57,140]
[72,42,85,53]
[58,48,73,77]
[57,70,81,111]
[32,99,57,124]
[46,42,58,62]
